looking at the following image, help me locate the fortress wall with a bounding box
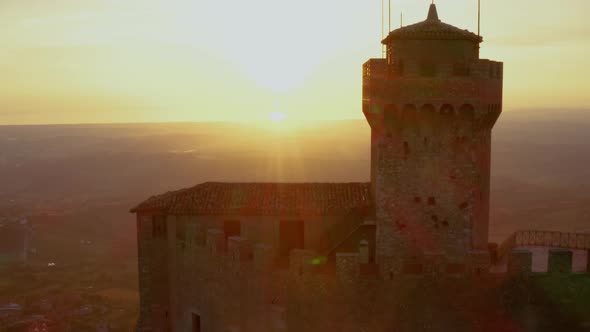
[136,215,153,331]
[135,214,173,331]
[138,213,590,332]
[374,124,494,270]
[166,223,287,332]
[139,211,589,332]
[140,215,590,332]
[175,215,350,257]
[169,214,190,331]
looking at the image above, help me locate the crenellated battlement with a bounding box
[198,228,589,285]
[363,58,503,82]
[141,220,589,332]
[182,228,590,280]
[362,57,503,133]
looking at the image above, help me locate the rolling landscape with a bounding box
[2,108,590,237]
[1,108,589,330]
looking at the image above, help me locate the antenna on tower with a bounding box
[478,0,481,36]
[400,12,403,27]
[388,0,391,32]
[381,0,385,58]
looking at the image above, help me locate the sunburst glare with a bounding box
[270,112,288,123]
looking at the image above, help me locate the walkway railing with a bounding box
[497,230,590,261]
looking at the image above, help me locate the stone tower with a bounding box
[363,4,503,274]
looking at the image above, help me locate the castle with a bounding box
[131,5,590,331]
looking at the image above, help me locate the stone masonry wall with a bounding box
[374,115,493,273]
[363,55,503,273]
[136,215,153,331]
[136,214,171,332]
[146,219,590,332]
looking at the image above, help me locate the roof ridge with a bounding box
[382,4,482,43]
[202,181,370,185]
[131,182,373,215]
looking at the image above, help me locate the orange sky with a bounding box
[1,0,589,125]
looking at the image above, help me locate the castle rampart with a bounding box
[134,212,590,332]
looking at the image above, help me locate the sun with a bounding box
[269,112,288,123]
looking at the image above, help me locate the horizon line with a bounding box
[1,107,589,127]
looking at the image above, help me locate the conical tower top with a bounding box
[427,4,439,21]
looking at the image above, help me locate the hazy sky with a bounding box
[1,0,589,124]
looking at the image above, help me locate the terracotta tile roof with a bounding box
[383,4,482,44]
[131,182,373,216]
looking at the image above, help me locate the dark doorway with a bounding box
[279,220,304,256]
[192,313,201,332]
[223,220,241,240]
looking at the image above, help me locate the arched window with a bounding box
[440,104,455,116]
[384,104,398,128]
[421,104,436,114]
[419,104,435,138]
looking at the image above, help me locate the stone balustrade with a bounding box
[497,230,590,262]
